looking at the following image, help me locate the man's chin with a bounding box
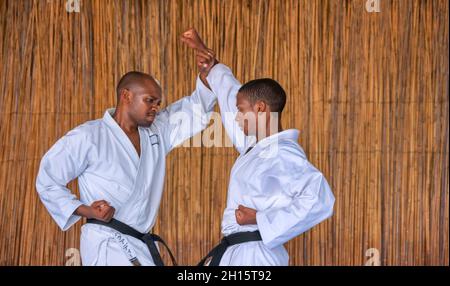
[138,119,154,127]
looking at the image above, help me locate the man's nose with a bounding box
[151,104,160,112]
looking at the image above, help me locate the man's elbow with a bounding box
[323,194,335,220]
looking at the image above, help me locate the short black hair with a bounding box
[238,78,286,113]
[116,71,157,102]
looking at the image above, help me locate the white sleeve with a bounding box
[256,164,335,249]
[35,133,87,231]
[154,75,217,153]
[205,63,250,154]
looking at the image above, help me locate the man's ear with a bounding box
[255,100,267,112]
[120,88,132,104]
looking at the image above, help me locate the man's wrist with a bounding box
[201,59,219,78]
[74,204,93,219]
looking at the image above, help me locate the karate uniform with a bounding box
[205,64,335,266]
[36,76,216,266]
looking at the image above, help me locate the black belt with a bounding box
[197,231,262,266]
[86,218,177,266]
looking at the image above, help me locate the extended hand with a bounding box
[181,28,217,75]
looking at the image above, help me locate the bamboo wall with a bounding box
[0,0,448,266]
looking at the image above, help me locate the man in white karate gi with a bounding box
[181,29,335,266]
[36,44,217,265]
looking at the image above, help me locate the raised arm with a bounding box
[205,64,249,153]
[150,29,219,153]
[181,28,249,153]
[153,76,216,153]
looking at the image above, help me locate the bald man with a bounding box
[36,51,217,265]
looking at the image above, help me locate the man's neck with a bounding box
[256,122,283,142]
[112,107,138,133]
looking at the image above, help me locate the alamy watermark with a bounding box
[65,248,81,266]
[62,0,380,15]
[365,248,381,266]
[65,0,81,13]
[166,108,281,158]
[365,0,381,13]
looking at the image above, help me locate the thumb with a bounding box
[91,200,108,208]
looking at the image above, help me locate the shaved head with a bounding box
[116,71,161,103]
[114,71,162,127]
